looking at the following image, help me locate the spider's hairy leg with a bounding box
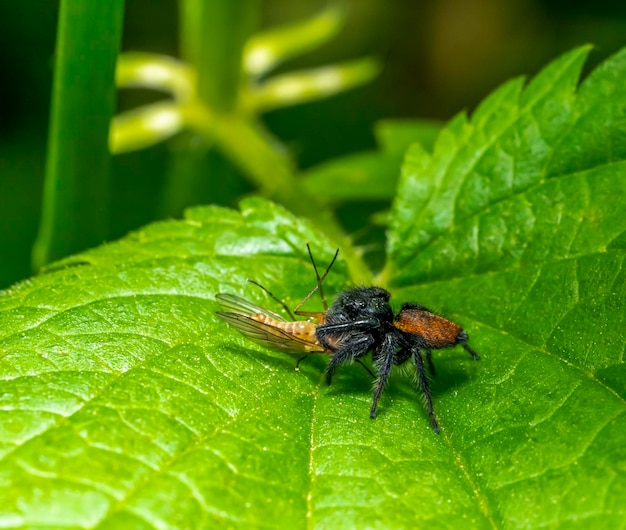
[295,348,375,378]
[316,318,379,353]
[425,350,435,376]
[355,359,376,379]
[457,331,480,360]
[323,334,374,385]
[369,334,395,418]
[463,343,481,360]
[413,347,440,434]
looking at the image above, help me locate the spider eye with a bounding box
[349,299,365,312]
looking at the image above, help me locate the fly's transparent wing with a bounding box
[215,311,326,354]
[216,293,286,322]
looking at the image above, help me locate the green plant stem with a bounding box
[32,0,125,270]
[162,0,261,217]
[181,0,260,111]
[185,105,372,283]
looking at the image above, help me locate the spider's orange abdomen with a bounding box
[394,308,461,349]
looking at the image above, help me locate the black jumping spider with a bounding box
[216,245,479,433]
[316,286,479,433]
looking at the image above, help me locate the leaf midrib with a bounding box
[440,428,500,529]
[306,376,321,530]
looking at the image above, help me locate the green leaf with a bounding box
[0,199,349,528]
[243,5,345,77]
[301,151,400,202]
[248,57,381,114]
[387,45,626,526]
[301,119,443,203]
[2,46,626,529]
[376,118,443,156]
[115,53,194,101]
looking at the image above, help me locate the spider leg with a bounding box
[463,343,481,360]
[355,359,376,379]
[316,319,379,350]
[413,347,440,433]
[457,331,480,360]
[295,354,308,370]
[370,334,395,418]
[325,334,374,385]
[425,350,435,377]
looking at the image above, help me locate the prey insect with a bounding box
[215,247,376,375]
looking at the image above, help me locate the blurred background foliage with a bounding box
[1,0,626,289]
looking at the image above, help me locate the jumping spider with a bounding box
[316,286,479,433]
[216,245,480,433]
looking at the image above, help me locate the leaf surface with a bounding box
[386,45,626,528]
[301,119,442,203]
[1,47,626,529]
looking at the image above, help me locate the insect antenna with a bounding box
[246,247,339,321]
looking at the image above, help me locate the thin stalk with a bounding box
[161,0,262,217]
[33,0,125,270]
[181,0,260,111]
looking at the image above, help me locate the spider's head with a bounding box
[332,286,393,321]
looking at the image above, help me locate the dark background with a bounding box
[1,0,625,289]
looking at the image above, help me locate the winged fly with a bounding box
[216,246,357,370]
